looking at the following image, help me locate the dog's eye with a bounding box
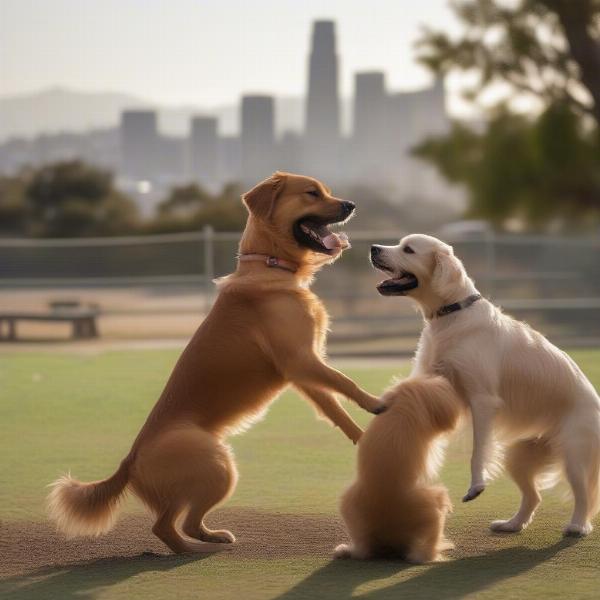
[305,190,320,198]
[403,246,415,254]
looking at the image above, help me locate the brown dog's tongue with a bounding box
[322,233,340,249]
[322,232,349,250]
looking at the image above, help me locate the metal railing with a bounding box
[1,228,599,352]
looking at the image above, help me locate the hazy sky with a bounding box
[1,0,461,106]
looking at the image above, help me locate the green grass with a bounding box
[1,349,600,599]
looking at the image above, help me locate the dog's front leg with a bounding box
[280,350,383,414]
[292,356,383,414]
[463,395,501,502]
[297,385,363,444]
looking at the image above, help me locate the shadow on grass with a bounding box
[0,552,211,600]
[276,538,578,600]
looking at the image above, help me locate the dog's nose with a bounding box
[340,200,356,218]
[370,245,382,259]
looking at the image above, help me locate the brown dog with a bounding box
[335,376,464,563]
[48,172,382,554]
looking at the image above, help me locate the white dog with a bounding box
[370,233,600,536]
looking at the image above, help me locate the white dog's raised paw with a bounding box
[563,523,593,537]
[462,484,485,503]
[490,519,525,533]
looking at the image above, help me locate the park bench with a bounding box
[0,304,99,341]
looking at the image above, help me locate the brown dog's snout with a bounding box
[339,200,355,219]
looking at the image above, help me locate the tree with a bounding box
[150,182,247,233]
[415,103,600,226]
[414,0,600,228]
[417,0,600,126]
[0,173,28,235]
[0,161,140,237]
[157,183,212,217]
[25,161,139,237]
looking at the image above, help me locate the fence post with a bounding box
[202,225,215,308]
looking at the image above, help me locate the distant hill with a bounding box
[0,87,335,142]
[0,88,150,141]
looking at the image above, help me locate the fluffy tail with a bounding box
[47,457,131,538]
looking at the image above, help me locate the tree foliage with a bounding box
[417,0,600,125]
[415,103,600,226]
[0,161,139,237]
[148,182,247,233]
[415,0,600,228]
[0,163,248,237]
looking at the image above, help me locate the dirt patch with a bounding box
[0,508,347,578]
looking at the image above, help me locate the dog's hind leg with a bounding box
[491,438,554,533]
[333,542,372,560]
[406,518,446,564]
[563,424,596,536]
[151,505,229,553]
[131,426,238,553]
[181,443,238,543]
[407,489,451,564]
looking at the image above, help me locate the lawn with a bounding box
[1,349,600,599]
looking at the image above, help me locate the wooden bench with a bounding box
[0,309,99,341]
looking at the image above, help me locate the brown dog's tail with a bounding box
[47,456,131,538]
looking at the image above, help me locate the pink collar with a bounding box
[238,253,298,273]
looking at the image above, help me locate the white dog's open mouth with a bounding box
[376,272,419,296]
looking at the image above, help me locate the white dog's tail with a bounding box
[47,457,131,538]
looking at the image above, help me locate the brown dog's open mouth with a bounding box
[293,218,350,255]
[376,272,419,296]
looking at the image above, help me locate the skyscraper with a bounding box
[304,20,341,179]
[240,95,275,182]
[353,72,387,176]
[189,116,218,183]
[120,110,158,179]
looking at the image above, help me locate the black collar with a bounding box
[434,294,482,319]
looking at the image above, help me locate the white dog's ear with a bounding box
[431,246,465,298]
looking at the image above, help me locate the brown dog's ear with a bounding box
[431,245,465,299]
[242,172,287,220]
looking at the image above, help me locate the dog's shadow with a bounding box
[0,552,210,600]
[274,538,578,600]
[0,537,579,600]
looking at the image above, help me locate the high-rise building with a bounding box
[155,135,186,182]
[240,95,275,182]
[278,131,303,174]
[218,136,242,183]
[353,72,387,177]
[385,78,450,196]
[304,20,341,179]
[120,110,158,179]
[188,116,218,183]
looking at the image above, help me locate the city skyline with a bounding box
[115,20,450,196]
[0,19,455,209]
[1,0,465,113]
